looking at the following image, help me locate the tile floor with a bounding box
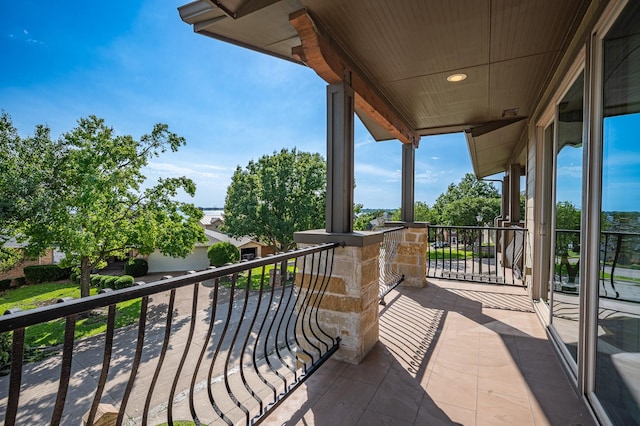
[262,279,596,426]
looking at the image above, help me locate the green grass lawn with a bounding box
[0,281,141,349]
[600,271,640,284]
[428,248,468,260]
[219,263,297,290]
[427,248,484,260]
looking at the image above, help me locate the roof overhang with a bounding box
[179,0,591,175]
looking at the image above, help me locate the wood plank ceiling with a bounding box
[179,0,590,177]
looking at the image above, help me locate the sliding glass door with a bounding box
[594,2,640,423]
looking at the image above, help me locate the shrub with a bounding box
[90,274,102,287]
[12,277,25,287]
[69,270,81,284]
[124,258,148,277]
[0,331,11,369]
[114,275,135,290]
[23,265,72,284]
[104,276,119,289]
[0,279,11,291]
[208,242,240,267]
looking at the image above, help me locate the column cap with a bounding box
[294,229,383,247]
[384,221,429,228]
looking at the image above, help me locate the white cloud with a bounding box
[355,163,401,181]
[415,170,439,184]
[355,137,375,148]
[557,165,582,178]
[431,156,439,160]
[145,162,227,180]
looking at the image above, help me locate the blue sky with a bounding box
[1,0,482,210]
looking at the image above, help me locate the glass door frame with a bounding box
[535,53,585,381]
[583,0,631,421]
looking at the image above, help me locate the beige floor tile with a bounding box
[416,398,477,426]
[476,389,534,426]
[253,281,595,425]
[425,362,478,411]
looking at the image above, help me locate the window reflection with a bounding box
[595,2,640,424]
[551,73,584,363]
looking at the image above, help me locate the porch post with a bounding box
[392,223,428,288]
[401,143,415,223]
[326,82,354,233]
[501,175,510,221]
[508,163,522,223]
[295,232,382,364]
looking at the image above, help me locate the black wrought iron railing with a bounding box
[0,243,340,426]
[427,225,527,286]
[378,226,405,304]
[599,230,640,302]
[553,229,581,293]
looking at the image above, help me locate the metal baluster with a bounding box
[167,284,199,425]
[117,297,149,426]
[5,327,25,426]
[51,314,77,426]
[142,289,176,425]
[222,271,252,424]
[86,305,116,425]
[189,276,220,423]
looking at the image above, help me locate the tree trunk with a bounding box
[561,255,580,284]
[80,256,92,298]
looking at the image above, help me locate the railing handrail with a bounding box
[0,242,339,333]
[382,225,406,233]
[428,224,528,232]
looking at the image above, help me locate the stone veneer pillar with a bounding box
[294,230,382,364]
[386,222,428,288]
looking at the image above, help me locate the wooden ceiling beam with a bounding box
[289,9,420,147]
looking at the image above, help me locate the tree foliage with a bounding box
[432,173,501,225]
[555,201,581,258]
[3,114,205,297]
[354,209,385,231]
[1,111,59,247]
[0,248,22,273]
[391,201,438,223]
[223,148,326,252]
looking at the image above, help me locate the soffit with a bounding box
[179,0,590,175]
[468,120,528,178]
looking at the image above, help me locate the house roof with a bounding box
[179,0,592,178]
[200,213,224,227]
[202,229,265,248]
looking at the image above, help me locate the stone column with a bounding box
[387,222,428,288]
[295,231,382,364]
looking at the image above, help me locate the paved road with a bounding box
[0,275,301,425]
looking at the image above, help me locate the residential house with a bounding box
[147,226,269,273]
[0,237,62,283]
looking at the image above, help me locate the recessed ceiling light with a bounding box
[447,73,467,82]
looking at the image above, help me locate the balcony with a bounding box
[0,226,596,425]
[265,279,593,425]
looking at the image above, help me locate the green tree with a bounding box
[17,115,206,297]
[433,173,501,225]
[223,148,326,252]
[390,201,437,223]
[354,209,385,231]
[1,111,59,248]
[554,201,581,282]
[441,197,501,227]
[0,248,22,273]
